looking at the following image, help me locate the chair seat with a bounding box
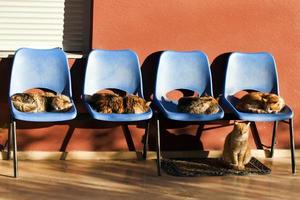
[155,98,224,121]
[83,98,153,122]
[222,96,293,121]
[10,102,77,122]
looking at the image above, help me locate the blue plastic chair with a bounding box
[83,49,153,157]
[9,48,77,177]
[154,50,224,175]
[221,52,295,174]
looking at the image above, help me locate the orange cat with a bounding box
[236,92,285,113]
[223,122,251,170]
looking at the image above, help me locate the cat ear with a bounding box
[246,122,250,127]
[146,101,151,107]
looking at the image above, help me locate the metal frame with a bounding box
[142,121,151,160]
[156,116,161,176]
[7,117,18,178]
[269,119,295,174]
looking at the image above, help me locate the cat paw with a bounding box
[231,164,239,170]
[237,165,245,170]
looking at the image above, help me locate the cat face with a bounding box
[233,122,250,140]
[51,95,73,111]
[263,94,284,113]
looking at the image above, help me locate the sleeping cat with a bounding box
[88,93,150,114]
[223,122,251,170]
[236,92,285,113]
[88,93,124,114]
[123,95,151,114]
[177,96,219,114]
[12,93,48,112]
[11,92,73,112]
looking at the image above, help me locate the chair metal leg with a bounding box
[7,121,12,160]
[270,121,278,158]
[12,120,18,178]
[143,121,150,160]
[156,118,161,176]
[289,118,296,174]
[250,122,264,149]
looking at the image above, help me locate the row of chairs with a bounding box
[6,48,295,178]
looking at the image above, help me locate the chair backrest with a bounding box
[83,49,143,97]
[9,48,72,96]
[223,52,279,97]
[154,50,213,101]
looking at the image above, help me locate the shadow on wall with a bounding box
[210,52,232,99]
[141,51,163,102]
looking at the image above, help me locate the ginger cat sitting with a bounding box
[236,92,285,114]
[223,122,251,170]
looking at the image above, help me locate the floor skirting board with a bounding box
[1,149,298,160]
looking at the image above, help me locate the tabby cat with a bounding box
[236,92,285,114]
[88,93,150,114]
[223,122,251,170]
[11,92,73,112]
[177,96,219,114]
[88,93,124,114]
[123,95,151,114]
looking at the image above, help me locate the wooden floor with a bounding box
[0,158,299,200]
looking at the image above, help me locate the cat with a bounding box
[223,122,251,170]
[236,92,285,114]
[50,94,73,112]
[11,92,73,112]
[88,93,150,114]
[123,95,151,114]
[11,93,48,112]
[88,93,124,114]
[177,96,220,114]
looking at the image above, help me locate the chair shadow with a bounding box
[210,52,232,98]
[160,124,204,151]
[141,51,164,102]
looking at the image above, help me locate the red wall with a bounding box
[0,0,299,152]
[92,0,300,150]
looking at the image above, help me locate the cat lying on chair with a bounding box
[11,92,73,112]
[223,122,251,170]
[236,92,285,114]
[177,96,220,114]
[88,93,124,114]
[88,93,151,114]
